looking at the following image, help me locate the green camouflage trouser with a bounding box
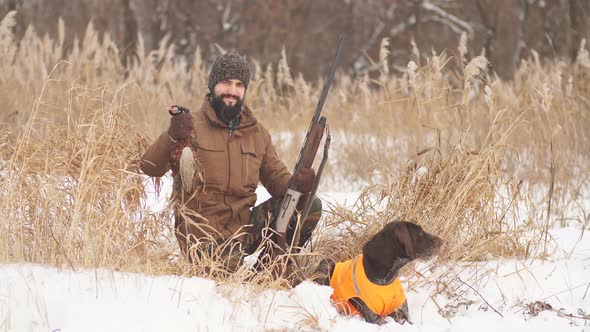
[178,195,322,270]
[245,195,323,254]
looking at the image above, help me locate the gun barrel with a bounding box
[293,34,345,172]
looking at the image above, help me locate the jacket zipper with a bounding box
[228,117,238,138]
[225,117,239,212]
[227,130,232,192]
[225,129,231,211]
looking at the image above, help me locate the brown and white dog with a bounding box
[315,221,443,325]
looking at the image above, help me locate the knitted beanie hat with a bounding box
[208,52,251,92]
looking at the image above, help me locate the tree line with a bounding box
[1,0,588,79]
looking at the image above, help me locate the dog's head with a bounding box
[363,221,444,263]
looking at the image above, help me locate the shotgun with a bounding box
[273,34,345,251]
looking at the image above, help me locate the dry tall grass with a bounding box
[1,14,589,287]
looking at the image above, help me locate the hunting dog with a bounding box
[315,221,443,325]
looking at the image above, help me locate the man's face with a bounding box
[210,78,246,124]
[213,79,245,107]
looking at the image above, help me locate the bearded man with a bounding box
[140,52,322,265]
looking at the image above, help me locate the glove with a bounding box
[292,167,315,194]
[168,105,194,141]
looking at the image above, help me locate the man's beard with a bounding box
[210,93,244,125]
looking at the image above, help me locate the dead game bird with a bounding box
[168,105,204,196]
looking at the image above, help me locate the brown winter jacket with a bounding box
[140,97,291,242]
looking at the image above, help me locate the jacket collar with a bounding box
[201,95,257,130]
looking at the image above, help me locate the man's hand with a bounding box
[292,167,315,194]
[168,105,194,142]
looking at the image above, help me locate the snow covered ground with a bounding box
[1,175,589,331]
[1,226,588,331]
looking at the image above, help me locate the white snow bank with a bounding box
[1,226,588,332]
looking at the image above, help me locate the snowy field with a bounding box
[1,175,589,331]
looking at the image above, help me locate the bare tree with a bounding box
[512,0,529,68]
[569,0,590,60]
[476,0,498,59]
[122,0,137,70]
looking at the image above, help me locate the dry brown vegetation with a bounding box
[1,13,589,288]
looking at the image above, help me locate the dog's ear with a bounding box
[363,222,411,269]
[392,223,417,259]
[363,231,388,261]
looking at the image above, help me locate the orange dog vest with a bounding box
[330,255,407,317]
